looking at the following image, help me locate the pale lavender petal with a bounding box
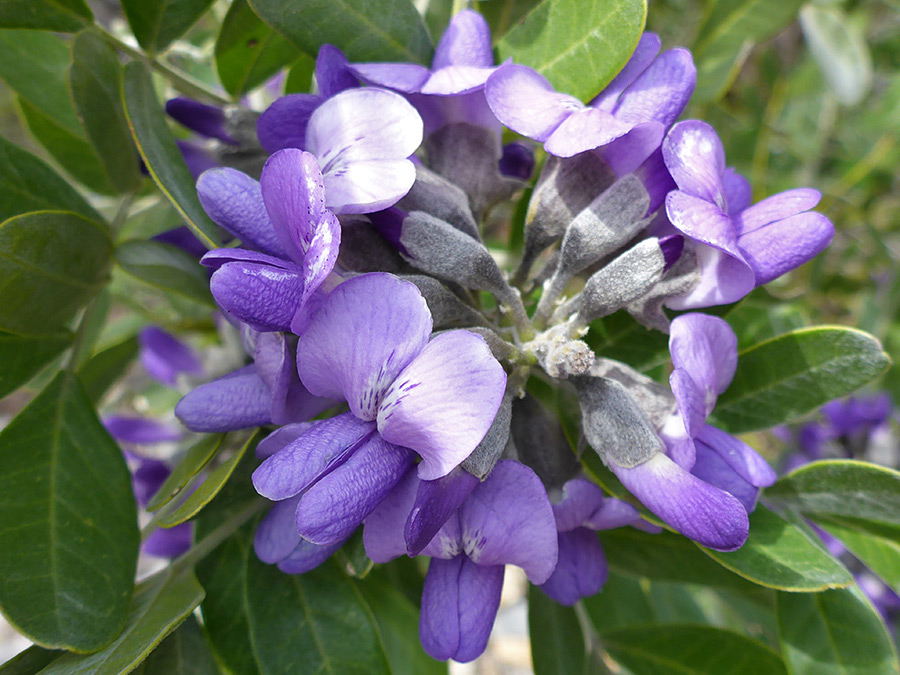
[666,241,756,309]
[453,559,505,663]
[315,44,357,98]
[433,9,493,69]
[297,273,432,420]
[254,332,334,425]
[295,434,416,545]
[347,63,430,93]
[209,261,304,333]
[257,94,322,154]
[611,48,695,127]
[691,443,759,512]
[591,33,662,111]
[406,467,479,555]
[734,188,821,236]
[175,365,271,432]
[696,425,777,488]
[256,423,316,459]
[544,107,635,157]
[138,326,202,386]
[539,528,607,606]
[669,312,738,398]
[363,467,419,563]
[105,416,180,445]
[662,120,727,208]
[322,159,417,214]
[377,330,507,480]
[722,168,751,214]
[166,98,236,144]
[277,537,346,574]
[665,190,738,254]
[600,123,667,176]
[197,168,287,257]
[254,495,303,563]
[252,412,376,501]
[459,460,558,583]
[737,211,834,285]
[611,452,749,551]
[552,478,606,532]
[485,64,582,142]
[143,523,192,558]
[201,247,294,272]
[634,147,677,213]
[420,66,496,95]
[584,497,646,530]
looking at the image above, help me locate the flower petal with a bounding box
[590,32,662,112]
[552,478,606,532]
[377,330,507,480]
[138,326,202,387]
[734,188,821,236]
[691,443,759,513]
[254,495,302,564]
[363,466,419,563]
[665,240,755,309]
[406,467,479,555]
[143,523,192,558]
[432,9,493,69]
[256,423,316,459]
[662,120,727,207]
[347,63,430,93]
[277,537,347,574]
[175,365,272,432]
[539,529,607,606]
[669,312,738,399]
[610,47,696,128]
[209,260,305,333]
[584,497,646,530]
[722,168,751,213]
[453,558,505,663]
[420,66,496,95]
[104,416,180,445]
[166,97,236,144]
[315,44,357,98]
[323,158,417,214]
[544,107,635,157]
[737,211,834,286]
[696,425,777,488]
[256,93,322,154]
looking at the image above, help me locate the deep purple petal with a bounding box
[823,394,893,436]
[406,467,479,555]
[131,457,171,505]
[669,367,707,440]
[175,365,272,432]
[551,478,606,532]
[539,529,607,606]
[257,94,322,154]
[252,412,376,501]
[734,188,821,236]
[347,63,431,93]
[453,558,505,663]
[544,107,635,157]
[209,261,304,333]
[254,495,303,563]
[297,273,432,420]
[377,330,507,480]
[584,497,647,530]
[591,33,662,111]
[499,142,535,181]
[722,168,751,214]
[105,416,181,445]
[177,140,218,180]
[295,435,416,545]
[600,123,667,176]
[737,212,834,286]
[142,523,192,558]
[277,537,347,574]
[696,425,777,488]
[166,97,236,144]
[662,120,727,208]
[610,48,696,128]
[256,423,316,459]
[691,443,759,513]
[138,326,202,386]
[458,460,558,583]
[201,247,294,272]
[253,333,334,425]
[669,312,738,399]
[433,9,493,69]
[363,466,419,563]
[315,44,358,98]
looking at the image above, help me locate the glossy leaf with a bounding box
[38,568,205,674]
[0,330,73,399]
[196,522,390,675]
[247,0,433,63]
[215,0,300,97]
[496,0,647,101]
[528,585,586,675]
[135,615,219,675]
[700,506,852,592]
[0,645,62,674]
[283,54,315,93]
[0,211,112,335]
[0,372,138,651]
[603,625,787,675]
[776,586,899,675]
[115,239,215,307]
[799,5,872,106]
[712,327,890,433]
[147,434,226,512]
[69,30,142,193]
[76,336,140,403]
[120,0,216,53]
[0,0,92,32]
[122,61,225,249]
[818,519,900,588]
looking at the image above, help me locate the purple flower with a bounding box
[138,327,203,387]
[251,273,507,548]
[662,120,834,308]
[364,460,558,662]
[167,97,239,146]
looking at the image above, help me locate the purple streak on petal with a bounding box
[254,495,303,563]
[722,168,751,214]
[584,497,646,530]
[691,443,759,512]
[364,466,419,563]
[277,537,346,574]
[143,523,192,558]
[670,312,738,399]
[347,63,431,93]
[591,33,662,112]
[696,425,777,488]
[105,416,181,445]
[499,142,535,180]
[177,140,218,180]
[252,412,376,501]
[209,261,305,333]
[662,121,727,208]
[659,234,684,270]
[167,98,237,144]
[295,434,416,545]
[152,226,207,259]
[257,423,316,459]
[138,326,202,386]
[377,330,507,480]
[485,64,582,142]
[737,211,834,286]
[315,44,358,98]
[175,365,272,432]
[452,558,505,663]
[544,107,634,157]
[458,460,558,583]
[610,48,696,128]
[406,467,479,556]
[257,94,322,154]
[433,9,493,69]
[611,452,749,551]
[539,528,607,606]
[551,478,606,532]
[734,188,821,236]
[197,168,287,258]
[297,273,432,419]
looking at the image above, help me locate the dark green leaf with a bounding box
[122,61,224,249]
[776,586,899,675]
[700,506,852,592]
[603,625,787,675]
[115,239,214,307]
[136,615,219,675]
[0,645,62,674]
[480,0,542,41]
[120,0,216,53]
[713,327,891,433]
[335,528,374,579]
[76,335,140,403]
[496,0,647,101]
[0,0,92,32]
[196,522,390,675]
[528,585,586,675]
[0,372,138,651]
[0,330,72,399]
[247,0,432,63]
[587,310,670,373]
[147,434,226,512]
[215,0,300,97]
[39,568,205,674]
[818,519,900,588]
[69,30,142,193]
[0,210,112,335]
[583,572,655,634]
[283,53,315,93]
[0,137,101,222]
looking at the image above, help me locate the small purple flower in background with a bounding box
[661,120,834,309]
[364,460,558,662]
[164,97,239,179]
[138,327,203,387]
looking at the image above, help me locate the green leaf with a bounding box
[0,0,92,32]
[587,310,670,373]
[712,327,891,433]
[603,625,787,675]
[479,0,542,41]
[799,5,872,106]
[495,0,647,101]
[0,210,112,335]
[283,53,315,94]
[115,239,215,307]
[776,586,899,675]
[215,0,300,97]
[146,434,226,512]
[818,520,900,588]
[196,522,390,675]
[0,137,101,223]
[0,372,138,651]
[38,567,205,674]
[76,336,140,403]
[120,0,216,54]
[135,615,219,675]
[528,585,586,675]
[583,573,655,634]
[69,30,142,193]
[122,61,224,249]
[700,506,853,592]
[0,645,62,674]
[247,0,433,63]
[0,330,73,399]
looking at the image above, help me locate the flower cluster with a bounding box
[175,9,833,662]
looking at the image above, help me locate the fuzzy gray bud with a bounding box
[398,164,481,241]
[462,394,513,478]
[401,275,487,328]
